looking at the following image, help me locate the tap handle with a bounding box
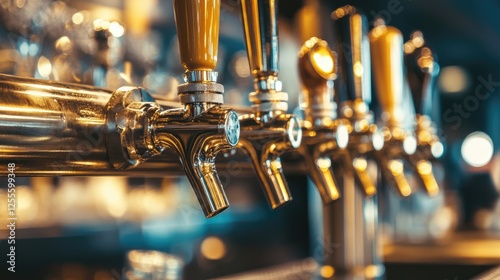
[404,31,439,117]
[173,0,220,73]
[240,0,279,80]
[332,6,371,104]
[369,21,405,126]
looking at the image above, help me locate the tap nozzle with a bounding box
[236,0,302,209]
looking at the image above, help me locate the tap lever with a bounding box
[240,0,279,81]
[369,22,405,128]
[332,5,372,105]
[241,0,287,112]
[404,31,439,117]
[173,0,220,73]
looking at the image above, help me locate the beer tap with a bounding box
[404,31,443,196]
[296,36,349,204]
[369,20,415,198]
[334,6,379,198]
[139,0,240,217]
[305,7,384,279]
[236,0,302,209]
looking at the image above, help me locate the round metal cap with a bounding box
[225,110,240,146]
[287,116,302,148]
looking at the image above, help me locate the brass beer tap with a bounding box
[369,20,415,197]
[296,37,349,203]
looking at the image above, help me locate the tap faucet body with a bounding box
[237,0,302,209]
[369,22,417,198]
[297,37,350,204]
[306,7,384,279]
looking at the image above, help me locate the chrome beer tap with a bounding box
[296,37,348,204]
[369,20,415,198]
[236,0,302,209]
[404,31,443,196]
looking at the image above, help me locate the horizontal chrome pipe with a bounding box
[0,74,118,174]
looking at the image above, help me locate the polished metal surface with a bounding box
[307,10,385,278]
[236,0,302,209]
[297,37,345,204]
[333,5,372,104]
[240,0,279,80]
[369,22,419,197]
[168,0,242,217]
[0,72,239,218]
[238,114,301,209]
[240,0,288,111]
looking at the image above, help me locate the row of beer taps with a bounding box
[0,0,447,278]
[0,0,443,234]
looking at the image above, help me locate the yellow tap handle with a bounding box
[173,0,220,71]
[369,23,405,127]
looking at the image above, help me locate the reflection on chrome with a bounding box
[235,0,302,210]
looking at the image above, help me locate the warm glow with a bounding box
[320,265,335,278]
[72,12,84,25]
[336,124,349,149]
[461,132,494,167]
[37,56,52,78]
[109,21,125,38]
[232,52,251,78]
[372,129,384,151]
[316,157,332,170]
[439,66,469,93]
[312,47,335,76]
[431,141,444,158]
[403,135,417,155]
[353,61,364,77]
[200,236,226,260]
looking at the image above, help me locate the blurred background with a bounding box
[0,0,499,279]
